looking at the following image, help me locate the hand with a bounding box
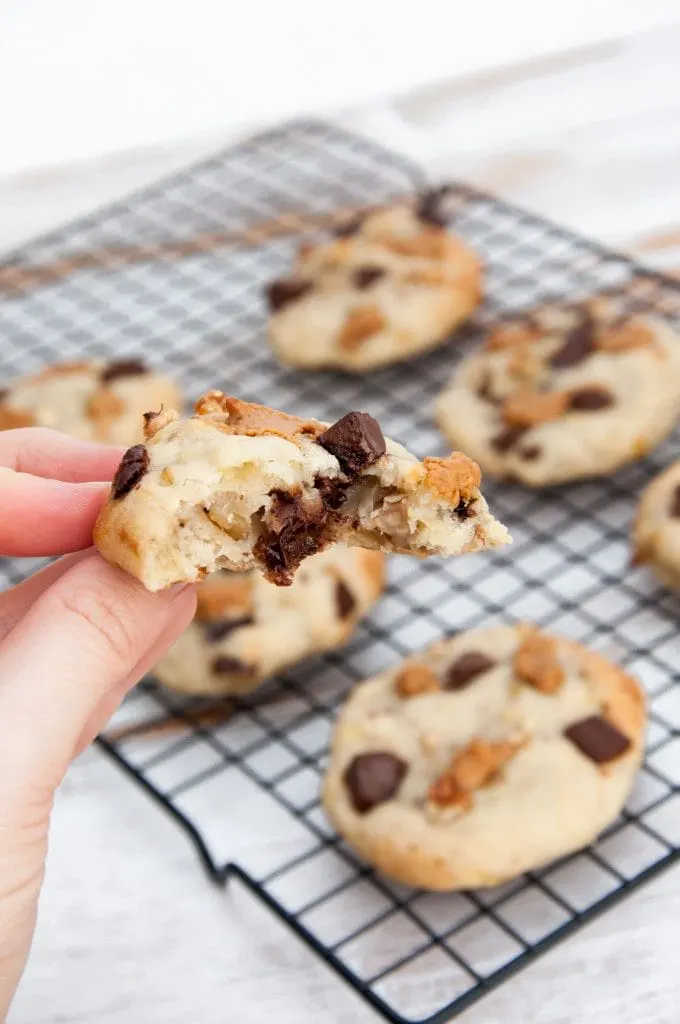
[0,428,196,1018]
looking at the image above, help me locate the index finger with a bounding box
[0,427,124,483]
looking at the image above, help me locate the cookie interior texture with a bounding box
[322,624,645,890]
[633,459,680,589]
[0,358,181,445]
[93,392,509,591]
[436,298,680,485]
[154,546,385,696]
[266,201,482,372]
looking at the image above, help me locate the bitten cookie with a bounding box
[633,460,680,588]
[0,358,181,446]
[155,546,384,695]
[323,625,645,890]
[94,392,509,591]
[436,299,680,486]
[266,193,482,372]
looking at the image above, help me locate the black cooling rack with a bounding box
[1,120,680,1024]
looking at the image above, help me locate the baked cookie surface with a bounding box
[633,460,680,589]
[0,358,181,446]
[94,392,509,591]
[155,547,384,696]
[436,300,680,485]
[323,624,645,890]
[267,196,482,372]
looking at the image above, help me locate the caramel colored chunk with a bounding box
[486,322,541,351]
[195,392,324,441]
[405,266,449,287]
[395,663,441,698]
[597,319,654,353]
[429,738,521,807]
[422,453,481,505]
[195,576,254,622]
[337,306,386,351]
[0,405,35,430]
[86,389,124,428]
[502,389,570,427]
[514,629,565,694]
[383,229,447,260]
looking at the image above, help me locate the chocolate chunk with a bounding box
[477,374,499,404]
[519,445,542,461]
[211,655,256,678]
[344,752,407,813]
[255,490,328,584]
[353,265,386,290]
[551,315,595,368]
[333,215,364,238]
[111,444,149,499]
[415,186,452,228]
[318,412,386,476]
[453,498,475,519]
[203,616,254,643]
[569,387,613,411]
[100,358,147,384]
[564,715,631,763]
[446,652,496,690]
[670,484,680,518]
[491,424,528,454]
[315,475,348,510]
[266,278,313,313]
[0,388,8,404]
[335,580,356,619]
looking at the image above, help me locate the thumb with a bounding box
[0,550,195,790]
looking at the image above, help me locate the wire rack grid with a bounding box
[0,120,679,1024]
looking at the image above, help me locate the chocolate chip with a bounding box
[569,387,613,411]
[415,186,452,228]
[564,715,631,763]
[353,265,386,290]
[203,616,254,643]
[491,424,528,454]
[333,215,364,238]
[111,444,149,499]
[211,655,256,678]
[477,374,500,404]
[520,445,542,461]
[454,498,475,519]
[315,475,348,510]
[255,490,328,584]
[344,752,407,813]
[446,652,496,690]
[100,358,147,384]
[551,315,595,368]
[335,580,356,619]
[266,278,313,313]
[670,484,680,518]
[318,412,386,476]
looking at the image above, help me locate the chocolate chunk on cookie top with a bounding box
[437,298,680,486]
[154,547,385,697]
[323,624,644,890]
[94,392,509,592]
[344,752,408,813]
[564,716,631,764]
[267,201,482,372]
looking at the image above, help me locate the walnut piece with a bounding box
[514,629,565,694]
[429,738,522,808]
[337,306,386,351]
[395,663,441,697]
[502,389,570,427]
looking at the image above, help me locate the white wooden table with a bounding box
[6,28,680,1024]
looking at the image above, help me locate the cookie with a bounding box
[323,624,645,890]
[436,299,680,485]
[266,195,482,372]
[93,392,509,592]
[0,358,181,446]
[155,546,384,695]
[633,460,680,588]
